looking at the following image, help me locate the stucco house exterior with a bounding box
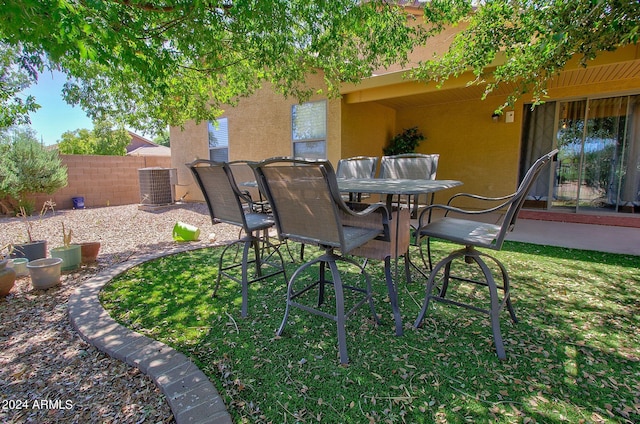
[170,8,640,226]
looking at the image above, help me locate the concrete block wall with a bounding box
[29,154,171,211]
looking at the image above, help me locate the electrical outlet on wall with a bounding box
[505,111,515,123]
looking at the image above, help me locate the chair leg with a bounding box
[277,252,377,365]
[277,258,319,337]
[327,260,349,365]
[414,247,513,359]
[470,255,507,360]
[318,261,327,307]
[413,249,457,328]
[215,232,287,318]
[384,256,403,336]
[213,242,237,298]
[404,251,412,284]
[251,238,263,278]
[416,236,434,272]
[490,253,518,324]
[240,240,253,317]
[439,260,452,298]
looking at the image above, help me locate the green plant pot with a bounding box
[8,257,29,277]
[27,257,63,290]
[172,221,200,241]
[50,245,82,271]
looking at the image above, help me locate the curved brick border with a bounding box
[68,245,232,424]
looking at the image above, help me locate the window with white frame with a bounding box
[208,118,229,162]
[292,100,327,159]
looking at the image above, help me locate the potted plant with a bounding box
[383,127,425,156]
[50,223,81,271]
[0,244,17,296]
[76,241,101,263]
[10,206,47,261]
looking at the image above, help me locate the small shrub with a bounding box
[383,127,425,156]
[0,127,68,214]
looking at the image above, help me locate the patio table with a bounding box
[240,177,462,335]
[337,178,462,335]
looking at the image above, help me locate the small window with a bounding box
[208,118,229,162]
[292,101,326,159]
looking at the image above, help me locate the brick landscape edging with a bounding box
[67,245,232,424]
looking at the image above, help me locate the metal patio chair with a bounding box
[228,160,270,214]
[188,159,287,318]
[229,160,302,262]
[413,150,558,359]
[379,153,440,218]
[336,156,378,201]
[252,157,391,364]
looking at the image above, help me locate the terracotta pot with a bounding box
[0,259,17,296]
[77,242,101,263]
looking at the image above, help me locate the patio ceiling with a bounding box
[344,49,640,110]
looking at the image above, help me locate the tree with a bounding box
[58,120,130,156]
[0,126,68,214]
[0,0,433,135]
[153,129,170,147]
[0,1,637,132]
[0,42,42,128]
[58,128,95,155]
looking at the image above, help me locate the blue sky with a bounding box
[22,70,93,145]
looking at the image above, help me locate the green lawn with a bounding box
[100,240,640,423]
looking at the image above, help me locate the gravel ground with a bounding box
[0,203,238,423]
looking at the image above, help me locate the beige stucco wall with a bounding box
[394,96,523,204]
[340,101,396,171]
[170,121,209,203]
[171,74,343,202]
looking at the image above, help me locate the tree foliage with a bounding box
[0,42,42,128]
[153,129,170,147]
[0,126,68,212]
[0,1,637,132]
[412,0,640,111]
[0,0,434,134]
[58,120,130,156]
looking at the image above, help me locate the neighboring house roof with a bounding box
[127,144,171,157]
[127,131,158,153]
[126,131,170,156]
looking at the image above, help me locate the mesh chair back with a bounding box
[228,160,262,203]
[188,160,248,228]
[336,156,378,179]
[253,158,345,248]
[380,153,439,180]
[498,149,558,244]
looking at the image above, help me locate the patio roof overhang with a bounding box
[341,43,640,108]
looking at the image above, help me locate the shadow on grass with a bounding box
[101,242,639,423]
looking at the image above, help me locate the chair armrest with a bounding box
[341,202,391,241]
[343,201,389,219]
[447,192,515,206]
[417,195,517,228]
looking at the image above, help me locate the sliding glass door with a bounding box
[522,94,640,214]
